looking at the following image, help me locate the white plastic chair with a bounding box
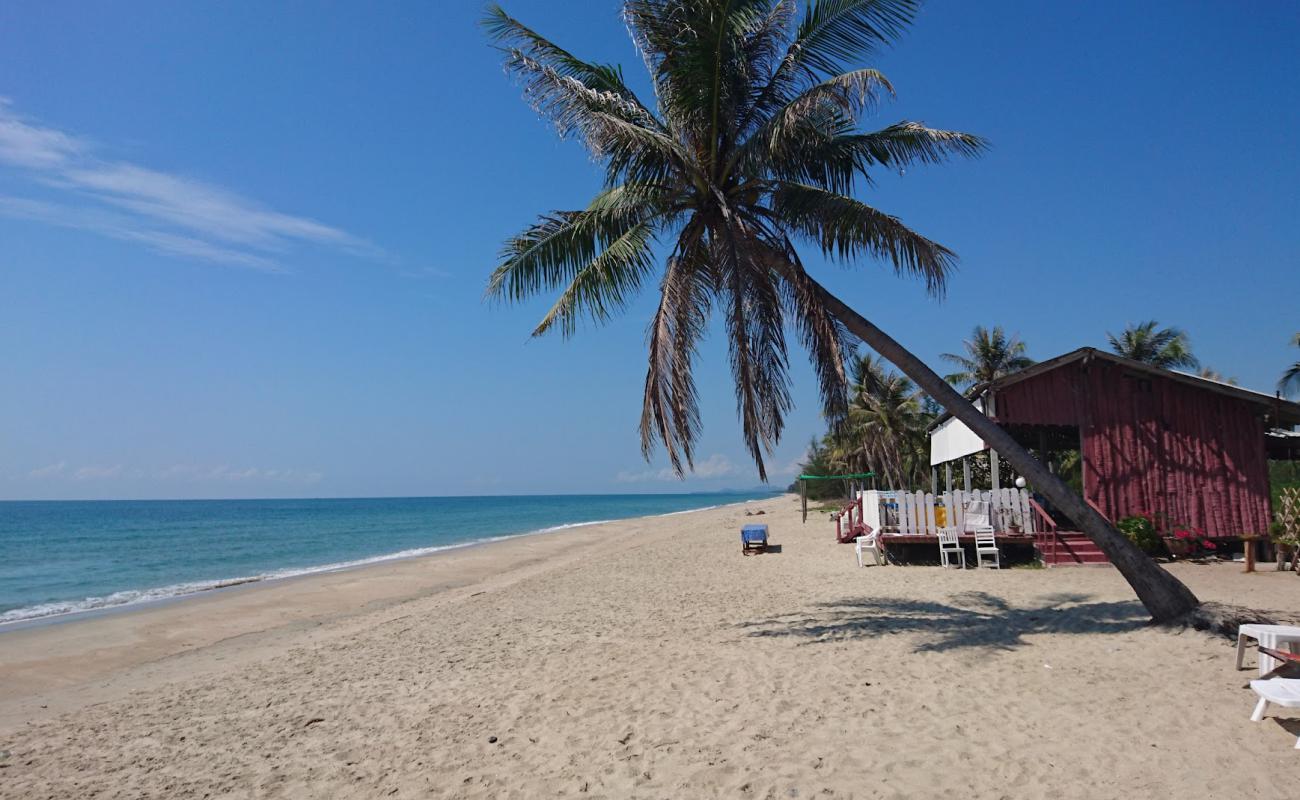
[974,528,1001,569]
[937,528,965,569]
[1248,679,1300,749]
[855,528,884,567]
[1236,624,1300,676]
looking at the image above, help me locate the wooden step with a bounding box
[1037,532,1112,566]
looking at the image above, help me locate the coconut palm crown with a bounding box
[484,0,984,480]
[1106,320,1199,370]
[941,325,1033,389]
[1279,332,1300,399]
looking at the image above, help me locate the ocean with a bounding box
[0,492,776,625]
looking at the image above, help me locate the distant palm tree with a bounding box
[484,0,1198,621]
[829,353,930,489]
[941,325,1033,388]
[1196,366,1238,386]
[1280,333,1300,398]
[1106,321,1199,370]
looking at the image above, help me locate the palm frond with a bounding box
[1279,333,1300,398]
[941,325,1033,388]
[532,218,659,337]
[718,225,792,481]
[1107,320,1198,370]
[487,186,662,303]
[640,221,712,474]
[484,5,657,120]
[771,181,956,295]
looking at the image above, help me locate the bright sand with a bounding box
[1,494,1297,798]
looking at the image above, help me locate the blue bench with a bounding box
[741,524,769,555]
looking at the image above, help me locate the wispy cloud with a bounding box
[0,195,282,271]
[0,98,375,270]
[73,464,123,480]
[155,464,324,484]
[30,461,323,485]
[616,453,738,483]
[29,461,67,478]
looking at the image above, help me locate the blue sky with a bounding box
[1,1,1297,500]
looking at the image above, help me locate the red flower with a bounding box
[1202,540,1216,549]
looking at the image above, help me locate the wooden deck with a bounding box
[879,532,1037,545]
[877,532,1040,566]
[877,531,1110,566]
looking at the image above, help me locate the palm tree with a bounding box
[837,353,930,488]
[941,325,1033,388]
[1106,321,1199,370]
[1280,333,1300,398]
[484,0,1198,621]
[1196,366,1238,386]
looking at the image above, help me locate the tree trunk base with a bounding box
[1164,601,1299,640]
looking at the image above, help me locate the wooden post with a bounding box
[986,391,1000,491]
[1243,535,1258,573]
[931,467,938,494]
[944,462,953,492]
[801,479,807,524]
[963,457,971,492]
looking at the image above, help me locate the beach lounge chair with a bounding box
[1248,678,1300,749]
[855,527,883,567]
[1236,624,1300,676]
[937,528,965,569]
[741,524,768,555]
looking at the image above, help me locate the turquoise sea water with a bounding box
[0,492,776,625]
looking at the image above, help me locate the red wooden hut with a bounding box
[929,348,1300,561]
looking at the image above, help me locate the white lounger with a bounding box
[1249,678,1300,749]
[1236,624,1300,676]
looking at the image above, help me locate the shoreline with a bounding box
[0,496,765,630]
[4,493,1299,797]
[0,495,778,733]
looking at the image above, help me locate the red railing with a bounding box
[1085,497,1110,522]
[1028,498,1058,565]
[833,499,865,544]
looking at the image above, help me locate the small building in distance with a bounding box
[929,347,1300,539]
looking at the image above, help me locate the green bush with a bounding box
[1117,514,1162,554]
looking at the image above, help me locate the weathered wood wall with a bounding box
[994,360,1271,537]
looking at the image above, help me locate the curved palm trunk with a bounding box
[794,272,1200,622]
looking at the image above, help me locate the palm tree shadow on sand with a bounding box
[737,591,1151,652]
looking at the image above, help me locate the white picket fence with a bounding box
[861,488,1037,536]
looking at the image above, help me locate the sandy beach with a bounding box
[2,494,1297,798]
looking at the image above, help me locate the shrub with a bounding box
[1117,514,1162,554]
[1274,489,1300,549]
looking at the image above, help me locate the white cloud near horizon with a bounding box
[616,453,738,483]
[73,464,124,480]
[25,461,323,485]
[29,461,67,478]
[0,98,376,270]
[155,464,325,484]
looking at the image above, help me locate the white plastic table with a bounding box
[1237,624,1300,675]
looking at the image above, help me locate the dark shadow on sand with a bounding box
[736,591,1150,651]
